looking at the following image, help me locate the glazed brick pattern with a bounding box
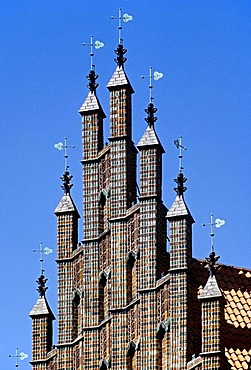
[168,215,193,369]
[202,356,222,369]
[57,214,78,259]
[169,218,192,270]
[110,140,137,217]
[139,199,168,289]
[57,347,73,370]
[169,272,189,368]
[57,261,74,343]
[109,89,132,138]
[139,199,158,289]
[140,292,160,369]
[82,331,99,369]
[82,241,100,327]
[32,67,176,370]
[201,299,225,369]
[32,317,53,360]
[110,140,128,216]
[83,162,103,238]
[33,364,47,370]
[110,313,128,368]
[82,112,104,160]
[140,147,162,198]
[56,206,79,346]
[110,221,128,308]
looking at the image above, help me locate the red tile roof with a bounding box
[192,259,251,370]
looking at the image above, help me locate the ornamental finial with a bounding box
[174,172,187,197]
[114,43,127,67]
[144,102,158,128]
[205,250,220,277]
[86,69,99,93]
[60,169,73,195]
[36,273,48,297]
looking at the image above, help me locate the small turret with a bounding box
[166,140,195,368]
[29,272,55,364]
[198,223,225,368]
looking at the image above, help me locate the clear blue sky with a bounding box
[1,1,251,367]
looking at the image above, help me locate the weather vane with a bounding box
[202,213,225,252]
[83,35,104,71]
[174,136,187,173]
[33,241,53,275]
[9,347,28,368]
[54,137,75,171]
[141,66,164,103]
[110,8,133,45]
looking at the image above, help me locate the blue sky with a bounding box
[1,1,251,367]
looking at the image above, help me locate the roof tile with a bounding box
[192,259,251,370]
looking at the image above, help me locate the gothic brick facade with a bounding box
[30,43,251,370]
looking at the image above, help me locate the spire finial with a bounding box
[202,213,225,253]
[141,66,164,103]
[110,8,133,45]
[174,136,187,173]
[174,172,187,197]
[173,137,188,197]
[54,137,75,172]
[9,347,28,368]
[33,241,53,276]
[114,43,127,67]
[60,169,73,194]
[83,35,104,71]
[36,273,48,297]
[205,250,220,277]
[86,69,99,93]
[144,102,158,128]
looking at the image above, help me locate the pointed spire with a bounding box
[36,273,48,297]
[55,170,80,216]
[60,169,73,195]
[198,250,222,299]
[167,141,194,222]
[144,102,157,129]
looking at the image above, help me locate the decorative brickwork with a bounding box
[167,191,194,368]
[29,282,55,368]
[200,299,225,368]
[30,42,251,370]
